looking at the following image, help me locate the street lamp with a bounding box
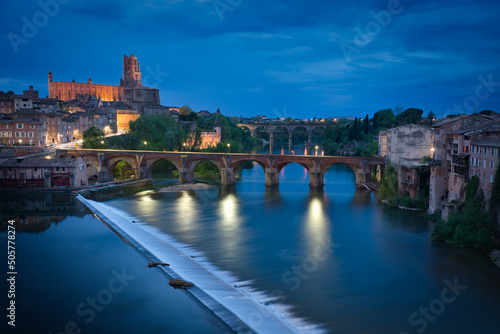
[227,143,231,153]
[183,143,187,151]
[144,141,148,149]
[315,145,319,156]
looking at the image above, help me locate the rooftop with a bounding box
[0,157,82,168]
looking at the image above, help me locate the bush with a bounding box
[431,176,493,253]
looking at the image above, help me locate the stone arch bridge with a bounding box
[237,123,327,153]
[57,149,384,190]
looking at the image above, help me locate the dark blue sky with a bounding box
[1,0,499,119]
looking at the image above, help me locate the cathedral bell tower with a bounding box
[123,54,142,87]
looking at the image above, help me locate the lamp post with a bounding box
[315,145,319,156]
[431,147,435,159]
[144,141,147,150]
[227,143,231,153]
[183,143,187,151]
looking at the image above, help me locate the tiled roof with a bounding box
[0,157,82,168]
[470,138,500,148]
[0,151,17,158]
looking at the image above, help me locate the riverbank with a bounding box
[78,179,154,201]
[159,183,213,192]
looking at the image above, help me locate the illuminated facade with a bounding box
[199,115,222,149]
[48,54,148,103]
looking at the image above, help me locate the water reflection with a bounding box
[303,193,332,256]
[219,193,240,229]
[350,190,373,206]
[174,191,198,232]
[0,193,86,232]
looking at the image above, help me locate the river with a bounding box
[1,149,500,333]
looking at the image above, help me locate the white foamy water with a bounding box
[78,195,326,334]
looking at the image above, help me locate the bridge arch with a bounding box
[184,157,224,184]
[143,157,181,180]
[106,157,139,181]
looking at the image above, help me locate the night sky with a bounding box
[1,0,499,119]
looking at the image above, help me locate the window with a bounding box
[492,175,494,183]
[30,125,35,129]
[79,165,84,171]
[28,132,34,138]
[16,123,23,129]
[492,161,495,170]
[484,159,487,168]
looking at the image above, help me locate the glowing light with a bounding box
[175,192,197,231]
[101,140,104,144]
[220,194,238,227]
[304,196,331,257]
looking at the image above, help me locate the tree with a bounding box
[82,126,105,148]
[432,176,493,253]
[377,164,398,204]
[129,114,186,151]
[179,106,193,115]
[372,109,396,130]
[490,155,500,229]
[83,126,104,141]
[364,114,370,133]
[396,108,423,125]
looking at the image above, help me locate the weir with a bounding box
[77,195,316,334]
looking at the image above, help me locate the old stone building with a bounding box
[199,114,222,149]
[0,157,88,188]
[468,122,500,201]
[382,124,433,164]
[428,114,500,214]
[378,124,433,198]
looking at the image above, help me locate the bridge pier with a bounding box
[221,168,236,186]
[97,170,112,183]
[179,170,194,184]
[265,168,279,187]
[269,131,274,154]
[309,171,325,190]
[307,131,312,154]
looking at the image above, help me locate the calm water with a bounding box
[103,159,500,334]
[0,194,230,334]
[2,151,500,334]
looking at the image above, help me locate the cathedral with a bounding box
[48,55,163,114]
